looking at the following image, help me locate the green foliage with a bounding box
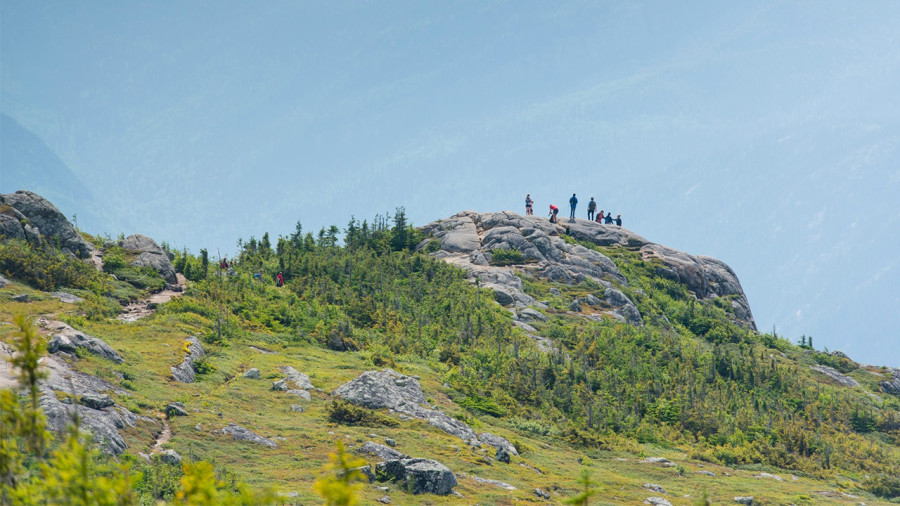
[864,473,900,499]
[176,460,275,505]
[488,248,526,266]
[0,239,108,292]
[313,441,368,506]
[80,293,122,321]
[458,394,507,417]
[326,400,399,427]
[563,469,599,505]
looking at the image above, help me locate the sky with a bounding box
[2,1,898,366]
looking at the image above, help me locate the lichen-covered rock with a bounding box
[80,394,115,410]
[495,447,511,464]
[334,369,478,442]
[159,449,182,466]
[278,366,314,389]
[0,191,94,257]
[47,326,123,364]
[0,274,10,288]
[243,368,260,379]
[171,337,204,383]
[166,402,188,417]
[220,423,277,448]
[121,234,176,284]
[376,458,458,495]
[333,369,426,410]
[479,432,518,456]
[358,441,408,461]
[879,369,900,395]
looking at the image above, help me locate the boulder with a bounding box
[243,368,260,379]
[376,458,458,495]
[12,294,29,302]
[290,404,304,413]
[80,394,115,410]
[333,369,426,410]
[220,423,277,448]
[518,308,547,323]
[479,432,518,456]
[171,337,204,383]
[121,234,176,284]
[48,330,123,364]
[279,366,314,390]
[644,498,672,506]
[165,402,188,417]
[159,449,182,466]
[734,498,754,505]
[495,447,511,464]
[287,389,311,401]
[0,275,10,288]
[0,191,95,257]
[644,483,667,494]
[358,441,407,461]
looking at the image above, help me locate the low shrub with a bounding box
[326,399,398,427]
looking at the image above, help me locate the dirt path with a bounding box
[150,415,172,454]
[118,273,187,322]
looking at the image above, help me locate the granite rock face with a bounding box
[0,191,95,257]
[418,211,755,330]
[46,321,124,364]
[810,365,859,387]
[121,234,177,284]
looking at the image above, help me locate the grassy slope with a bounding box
[2,277,894,505]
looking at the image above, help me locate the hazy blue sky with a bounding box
[2,1,898,366]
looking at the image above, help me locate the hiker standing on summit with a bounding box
[569,193,578,222]
[587,197,597,221]
[525,194,533,215]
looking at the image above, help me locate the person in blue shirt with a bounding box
[569,193,578,221]
[604,213,614,224]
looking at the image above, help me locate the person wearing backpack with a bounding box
[525,194,534,215]
[615,214,622,227]
[549,204,559,223]
[569,193,578,221]
[597,210,604,223]
[604,213,614,224]
[587,198,597,221]
[275,272,285,287]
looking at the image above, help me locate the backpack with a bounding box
[588,201,596,211]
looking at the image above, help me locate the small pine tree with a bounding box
[563,469,598,505]
[313,441,368,506]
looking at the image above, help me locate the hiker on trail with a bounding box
[275,272,285,287]
[587,198,597,221]
[220,258,229,270]
[604,213,614,224]
[253,269,263,281]
[597,210,604,223]
[569,194,578,221]
[525,194,534,215]
[615,214,622,227]
[549,204,559,223]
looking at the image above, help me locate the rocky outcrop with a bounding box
[220,423,278,448]
[880,369,900,395]
[0,191,95,257]
[45,320,124,364]
[479,432,519,456]
[418,211,755,330]
[334,369,516,449]
[810,365,859,387]
[171,337,204,383]
[358,441,408,461]
[0,274,10,288]
[120,234,177,284]
[38,352,144,455]
[376,458,458,495]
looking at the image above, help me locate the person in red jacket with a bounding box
[597,210,604,223]
[548,204,559,223]
[275,272,285,287]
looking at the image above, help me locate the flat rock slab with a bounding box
[171,337,205,383]
[810,365,859,387]
[220,423,277,448]
[47,324,124,364]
